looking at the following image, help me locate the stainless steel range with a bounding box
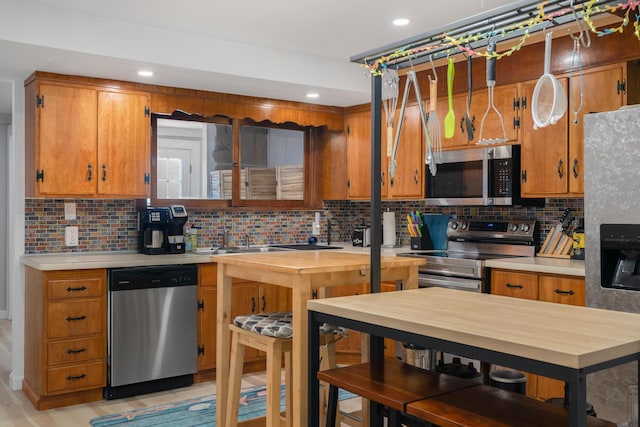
[399,218,539,293]
[397,218,538,376]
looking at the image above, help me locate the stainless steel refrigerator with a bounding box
[584,105,640,423]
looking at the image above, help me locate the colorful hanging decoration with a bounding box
[363,0,640,76]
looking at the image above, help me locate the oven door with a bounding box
[418,273,482,292]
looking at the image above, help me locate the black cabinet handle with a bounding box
[554,289,575,296]
[66,286,87,292]
[66,374,86,381]
[87,164,92,182]
[66,315,87,322]
[506,283,523,289]
[261,295,266,312]
[573,158,579,178]
[102,164,107,182]
[251,297,256,313]
[66,347,87,354]
[557,159,564,178]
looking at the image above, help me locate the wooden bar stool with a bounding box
[226,312,345,427]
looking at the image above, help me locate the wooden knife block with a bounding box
[537,226,573,258]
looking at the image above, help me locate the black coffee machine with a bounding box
[138,205,188,255]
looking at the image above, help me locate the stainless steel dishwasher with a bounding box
[105,264,198,399]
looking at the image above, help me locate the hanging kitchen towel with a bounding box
[423,214,449,251]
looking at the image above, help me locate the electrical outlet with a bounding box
[64,202,77,220]
[65,226,79,247]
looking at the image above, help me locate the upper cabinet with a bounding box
[520,63,627,197]
[25,75,151,198]
[345,104,424,201]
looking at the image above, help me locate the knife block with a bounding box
[410,229,434,250]
[537,226,572,258]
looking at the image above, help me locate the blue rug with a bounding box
[90,384,356,426]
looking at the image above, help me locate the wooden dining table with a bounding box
[307,287,640,427]
[211,250,425,427]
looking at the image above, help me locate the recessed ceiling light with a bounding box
[306,92,319,99]
[393,18,410,26]
[138,70,154,77]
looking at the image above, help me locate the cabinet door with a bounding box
[537,275,585,400]
[438,92,470,149]
[97,91,151,197]
[260,283,292,313]
[198,285,217,371]
[387,104,424,198]
[37,84,97,196]
[232,282,261,361]
[346,110,372,199]
[520,78,569,197]
[490,270,538,300]
[330,283,369,361]
[568,65,625,195]
[473,84,520,144]
[197,264,218,371]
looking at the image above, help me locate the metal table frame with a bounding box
[308,309,640,427]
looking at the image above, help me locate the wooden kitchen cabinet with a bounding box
[23,267,107,410]
[345,104,424,200]
[490,268,585,401]
[25,75,151,198]
[196,263,291,380]
[520,63,626,197]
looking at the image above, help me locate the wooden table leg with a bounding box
[216,265,233,427]
[292,278,312,427]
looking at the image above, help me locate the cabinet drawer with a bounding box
[47,300,104,338]
[47,270,106,300]
[46,360,105,394]
[539,275,585,306]
[48,336,104,365]
[491,270,538,300]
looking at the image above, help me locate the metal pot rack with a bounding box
[358,0,628,374]
[350,0,624,70]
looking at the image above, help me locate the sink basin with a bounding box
[269,244,343,250]
[215,246,288,254]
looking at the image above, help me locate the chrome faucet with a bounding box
[244,234,250,249]
[222,228,231,249]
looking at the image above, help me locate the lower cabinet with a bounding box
[196,263,292,381]
[23,267,107,410]
[490,268,585,401]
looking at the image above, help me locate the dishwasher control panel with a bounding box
[109,264,197,291]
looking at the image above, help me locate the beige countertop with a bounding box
[484,256,585,277]
[20,242,412,271]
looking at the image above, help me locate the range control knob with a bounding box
[510,223,519,232]
[450,221,459,230]
[461,222,469,230]
[521,223,531,233]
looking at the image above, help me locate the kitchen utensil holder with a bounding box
[411,228,434,250]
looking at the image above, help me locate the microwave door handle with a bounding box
[482,148,489,205]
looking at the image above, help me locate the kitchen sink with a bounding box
[269,244,343,250]
[195,246,287,255]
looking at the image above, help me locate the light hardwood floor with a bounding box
[0,319,360,426]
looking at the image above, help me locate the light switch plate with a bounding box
[64,202,77,220]
[65,226,79,247]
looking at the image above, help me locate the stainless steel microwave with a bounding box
[424,145,544,207]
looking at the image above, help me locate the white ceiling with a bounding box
[0,0,516,114]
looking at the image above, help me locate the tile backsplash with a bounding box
[24,198,584,254]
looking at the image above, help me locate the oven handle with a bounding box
[418,274,482,292]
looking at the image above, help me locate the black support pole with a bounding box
[369,72,384,427]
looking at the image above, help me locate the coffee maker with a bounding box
[138,205,188,254]
[600,224,640,290]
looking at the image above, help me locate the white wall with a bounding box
[8,81,25,390]
[0,112,10,319]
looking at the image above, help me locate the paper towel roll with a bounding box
[382,211,396,247]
